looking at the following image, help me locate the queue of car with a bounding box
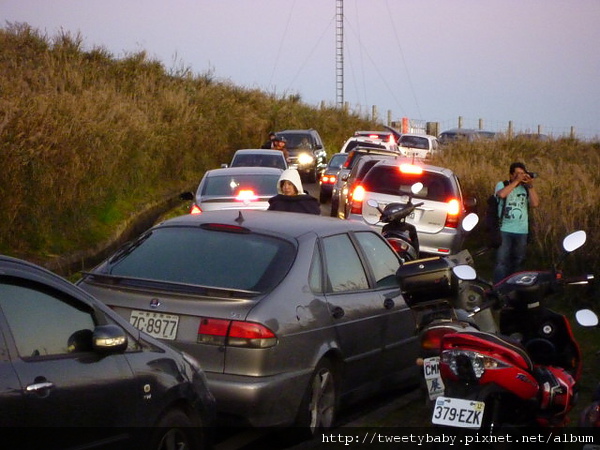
[1,126,477,446]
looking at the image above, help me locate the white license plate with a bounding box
[432,396,485,429]
[423,357,445,400]
[129,310,179,340]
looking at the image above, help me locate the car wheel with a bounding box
[330,198,338,217]
[295,359,337,437]
[319,190,327,204]
[147,409,201,450]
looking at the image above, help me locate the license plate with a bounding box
[130,310,179,340]
[423,357,445,400]
[432,396,485,429]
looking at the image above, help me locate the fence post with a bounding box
[507,121,513,138]
[426,122,439,136]
[372,105,378,122]
[478,118,484,130]
[458,116,463,128]
[402,117,410,134]
[387,110,392,126]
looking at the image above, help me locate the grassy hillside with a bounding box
[1,23,599,294]
[0,23,378,262]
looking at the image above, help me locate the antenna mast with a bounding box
[336,0,344,108]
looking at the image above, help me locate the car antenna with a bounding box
[235,211,245,225]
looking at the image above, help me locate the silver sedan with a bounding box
[78,210,420,435]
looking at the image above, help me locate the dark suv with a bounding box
[275,129,327,183]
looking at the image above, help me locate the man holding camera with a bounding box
[493,162,540,283]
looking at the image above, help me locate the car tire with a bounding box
[319,191,328,204]
[295,359,338,438]
[147,409,202,450]
[330,198,338,217]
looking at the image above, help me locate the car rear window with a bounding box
[231,154,286,170]
[344,140,386,153]
[201,174,280,197]
[399,136,429,149]
[106,227,296,293]
[362,166,454,202]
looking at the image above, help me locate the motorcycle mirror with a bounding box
[563,230,586,253]
[461,213,479,232]
[452,265,477,281]
[364,199,380,225]
[411,182,424,195]
[575,309,598,327]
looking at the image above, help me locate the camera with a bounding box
[526,171,538,179]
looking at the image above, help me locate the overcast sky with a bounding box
[2,0,600,138]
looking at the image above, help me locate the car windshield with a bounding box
[201,174,280,197]
[106,227,296,292]
[363,166,453,202]
[277,133,313,149]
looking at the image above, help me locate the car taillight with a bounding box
[445,198,461,228]
[349,185,366,214]
[198,318,277,348]
[321,175,337,184]
[190,204,202,215]
[236,190,258,202]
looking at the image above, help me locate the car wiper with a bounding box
[81,272,261,299]
[107,231,153,265]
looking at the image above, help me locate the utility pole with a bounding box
[336,0,344,108]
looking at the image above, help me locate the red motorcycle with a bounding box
[395,213,498,403]
[433,230,591,431]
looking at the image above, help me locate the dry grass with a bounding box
[0,23,377,259]
[1,23,599,287]
[431,138,600,287]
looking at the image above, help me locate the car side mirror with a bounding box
[221,163,228,168]
[464,197,477,210]
[93,324,128,354]
[180,192,194,201]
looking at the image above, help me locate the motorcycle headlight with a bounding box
[297,153,314,165]
[441,349,508,381]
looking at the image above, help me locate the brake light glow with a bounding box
[399,163,423,174]
[445,198,461,228]
[198,318,277,348]
[421,326,458,351]
[190,204,202,215]
[321,174,337,185]
[236,190,258,202]
[351,185,366,202]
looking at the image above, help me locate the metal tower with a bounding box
[336,0,344,108]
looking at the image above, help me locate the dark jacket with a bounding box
[268,194,321,215]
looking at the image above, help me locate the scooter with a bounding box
[434,230,592,431]
[575,309,600,427]
[395,212,498,403]
[367,182,424,262]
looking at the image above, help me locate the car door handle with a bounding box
[331,306,345,319]
[26,380,55,396]
[383,298,395,310]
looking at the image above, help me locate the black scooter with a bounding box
[367,182,424,262]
